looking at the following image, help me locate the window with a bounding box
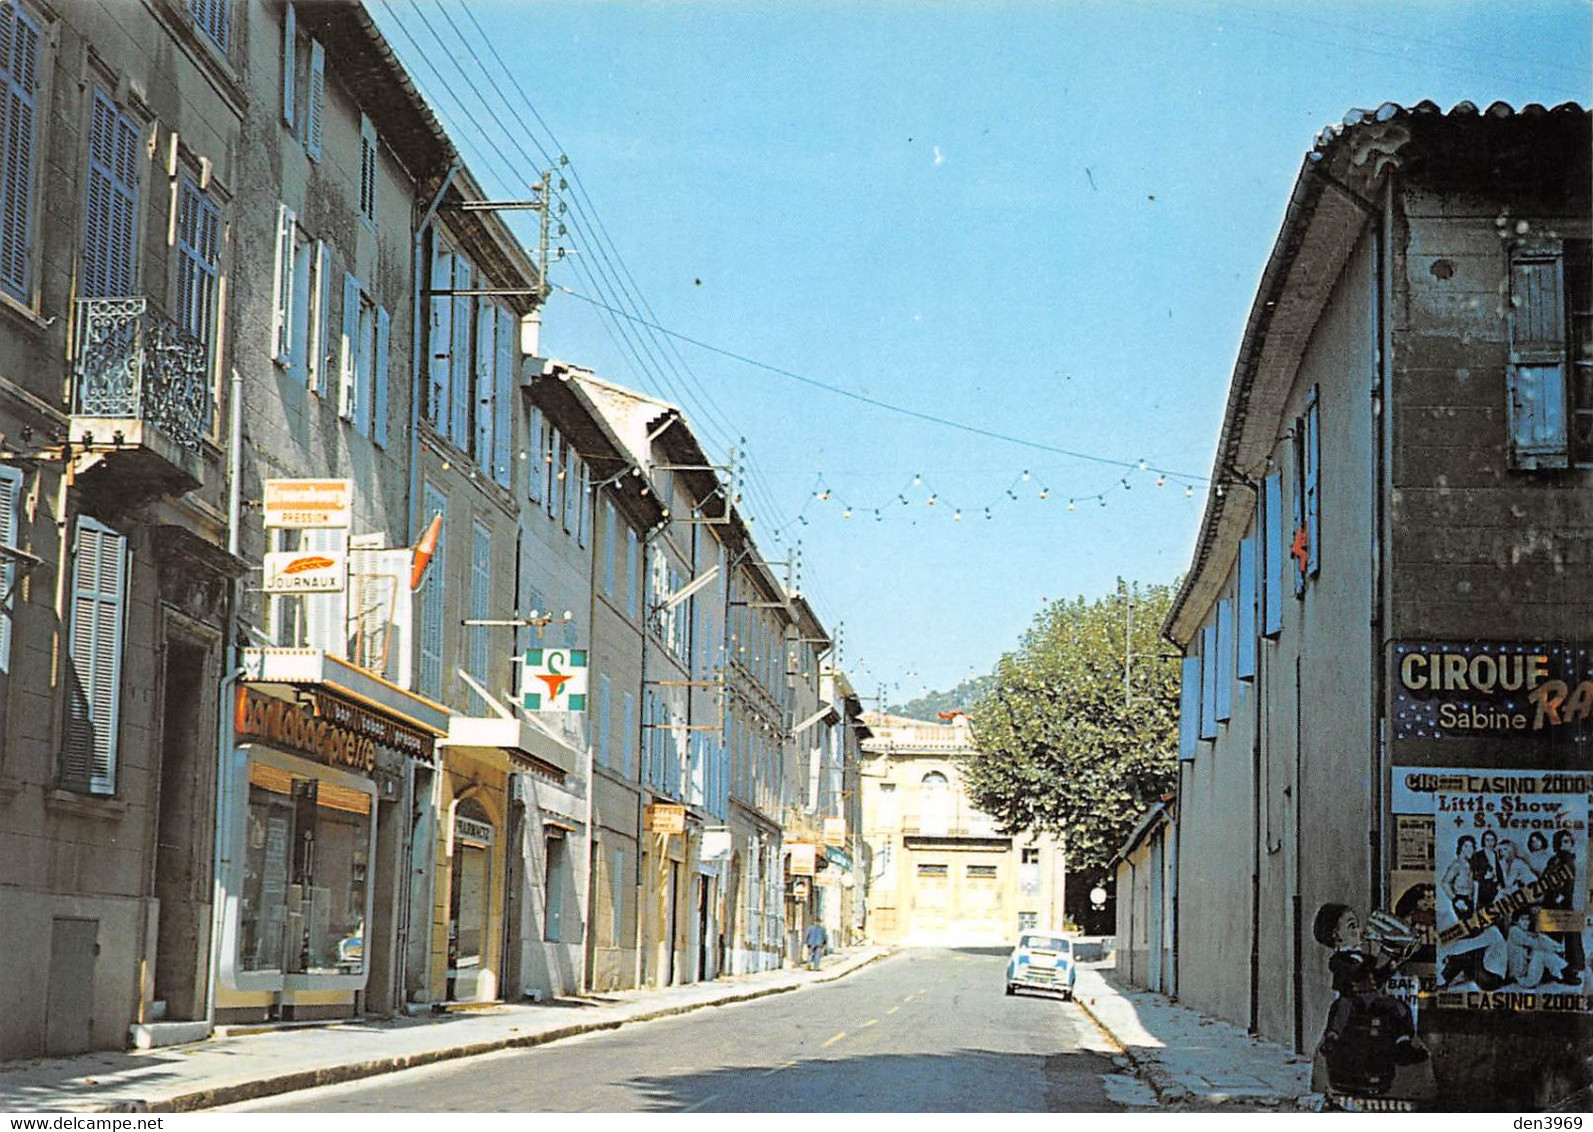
[967,865,998,879]
[0,465,20,675]
[62,515,127,795]
[358,113,376,225]
[174,177,220,357]
[625,527,639,619]
[601,500,616,597]
[0,3,40,303]
[82,91,141,298]
[527,407,545,504]
[273,212,329,390]
[282,7,325,161]
[468,521,490,702]
[1508,240,1593,469]
[1021,847,1039,865]
[1018,910,1039,931]
[622,690,635,778]
[189,0,228,53]
[597,673,612,768]
[418,486,446,699]
[425,237,514,476]
[916,863,948,878]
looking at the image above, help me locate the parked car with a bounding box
[1005,932,1076,999]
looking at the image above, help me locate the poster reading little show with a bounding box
[1432,787,1589,1012]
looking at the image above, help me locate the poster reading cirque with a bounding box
[1432,787,1588,1011]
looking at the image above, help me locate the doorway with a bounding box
[154,640,208,1020]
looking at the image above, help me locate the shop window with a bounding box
[238,766,370,975]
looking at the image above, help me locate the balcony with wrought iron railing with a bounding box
[69,297,212,494]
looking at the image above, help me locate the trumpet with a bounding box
[1364,910,1419,964]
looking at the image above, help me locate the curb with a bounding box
[116,949,892,1113]
[1071,978,1310,1111]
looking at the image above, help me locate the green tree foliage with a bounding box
[890,674,994,721]
[963,580,1182,883]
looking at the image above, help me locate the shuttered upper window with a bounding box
[175,178,219,348]
[0,464,20,675]
[468,521,491,701]
[418,485,446,699]
[1507,240,1592,470]
[62,516,128,795]
[0,4,41,303]
[358,113,376,225]
[82,91,141,298]
[189,0,228,53]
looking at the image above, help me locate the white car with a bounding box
[1005,932,1077,999]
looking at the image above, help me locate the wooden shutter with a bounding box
[305,38,325,161]
[82,92,140,298]
[373,305,390,448]
[1507,244,1570,469]
[473,299,495,466]
[1261,472,1283,636]
[418,485,446,699]
[271,203,296,362]
[494,306,515,487]
[0,6,38,301]
[63,516,127,794]
[339,272,359,420]
[1304,386,1321,578]
[1214,598,1233,723]
[281,3,296,127]
[1290,423,1306,600]
[469,522,491,694]
[1198,624,1218,740]
[301,527,348,657]
[449,256,471,447]
[1178,655,1200,760]
[358,113,376,222]
[1236,536,1257,681]
[598,673,612,767]
[309,239,330,390]
[427,243,451,428]
[0,465,19,674]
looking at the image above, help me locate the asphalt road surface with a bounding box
[229,948,1157,1112]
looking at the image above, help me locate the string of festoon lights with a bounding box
[771,460,1203,537]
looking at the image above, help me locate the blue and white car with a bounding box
[1005,932,1077,999]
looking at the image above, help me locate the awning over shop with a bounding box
[439,714,573,784]
[242,647,450,749]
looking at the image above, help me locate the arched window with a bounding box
[920,771,950,835]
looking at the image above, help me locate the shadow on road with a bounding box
[620,1045,1125,1112]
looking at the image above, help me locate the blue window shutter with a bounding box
[473,299,495,467]
[418,485,446,698]
[1215,599,1233,723]
[598,673,612,768]
[1290,426,1306,599]
[373,305,390,448]
[494,307,515,487]
[623,690,636,778]
[271,203,296,363]
[1506,245,1569,469]
[305,38,324,161]
[1198,624,1218,740]
[427,244,451,428]
[64,516,128,795]
[0,465,20,673]
[1179,655,1200,760]
[339,272,359,421]
[1305,387,1321,578]
[1236,537,1257,681]
[449,256,472,448]
[527,408,544,503]
[82,92,140,298]
[0,7,39,302]
[281,3,296,127]
[1262,473,1283,636]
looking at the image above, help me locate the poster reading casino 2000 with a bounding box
[1432,788,1588,1011]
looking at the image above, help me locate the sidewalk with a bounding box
[1073,963,1317,1109]
[0,947,889,1113]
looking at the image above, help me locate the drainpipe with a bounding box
[206,365,247,1030]
[634,517,668,991]
[578,479,603,994]
[1370,173,1394,914]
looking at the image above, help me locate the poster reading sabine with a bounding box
[1429,784,1588,1011]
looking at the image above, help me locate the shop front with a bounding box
[215,653,446,1023]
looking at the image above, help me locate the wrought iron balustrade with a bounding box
[72,297,211,452]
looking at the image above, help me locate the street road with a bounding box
[229,949,1156,1112]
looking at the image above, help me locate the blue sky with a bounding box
[371,0,1590,700]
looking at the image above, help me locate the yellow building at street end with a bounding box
[861,713,1065,947]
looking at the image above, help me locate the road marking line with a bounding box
[822,1031,847,1048]
[886,1006,899,1015]
[682,1095,719,1113]
[860,1018,878,1028]
[761,1060,797,1076]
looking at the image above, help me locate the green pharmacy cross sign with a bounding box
[520,647,588,712]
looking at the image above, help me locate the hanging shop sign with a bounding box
[823,817,847,846]
[313,692,436,762]
[701,827,732,859]
[1392,642,1593,740]
[520,647,588,712]
[788,842,817,877]
[263,479,352,529]
[644,803,686,835]
[262,548,346,594]
[235,686,376,774]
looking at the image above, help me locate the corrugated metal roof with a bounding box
[1163,101,1590,647]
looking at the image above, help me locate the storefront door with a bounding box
[448,800,493,1000]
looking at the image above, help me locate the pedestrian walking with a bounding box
[803,922,828,970]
